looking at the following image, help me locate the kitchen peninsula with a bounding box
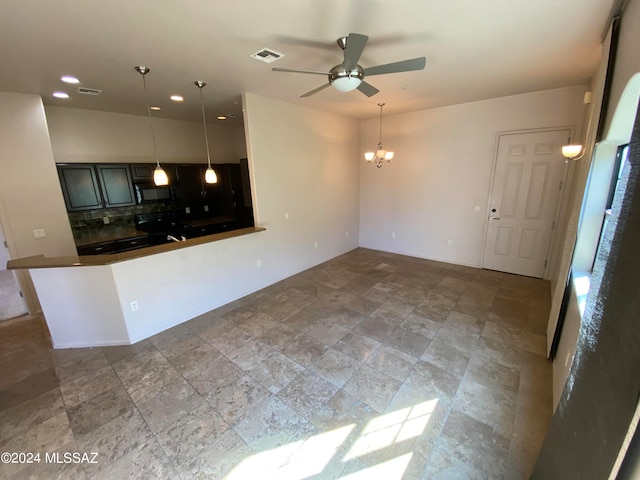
[9,226,265,349]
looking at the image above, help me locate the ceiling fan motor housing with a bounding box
[329,65,364,91]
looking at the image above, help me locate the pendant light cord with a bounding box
[197,83,212,168]
[137,67,160,168]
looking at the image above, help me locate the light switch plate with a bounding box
[33,229,46,239]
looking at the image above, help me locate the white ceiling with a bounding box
[0,0,614,125]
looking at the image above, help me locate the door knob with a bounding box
[490,216,500,220]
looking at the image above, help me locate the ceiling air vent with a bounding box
[250,48,284,64]
[76,87,102,96]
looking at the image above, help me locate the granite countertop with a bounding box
[8,227,266,269]
[73,226,149,247]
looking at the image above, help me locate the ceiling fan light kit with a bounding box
[272,33,426,98]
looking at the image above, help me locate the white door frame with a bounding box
[481,126,577,279]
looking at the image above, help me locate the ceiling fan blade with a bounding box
[343,33,368,68]
[301,83,331,97]
[364,57,426,76]
[272,67,329,76]
[357,81,379,97]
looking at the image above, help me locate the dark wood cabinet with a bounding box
[96,165,135,208]
[130,164,155,181]
[58,164,103,211]
[58,164,135,211]
[76,241,117,255]
[131,163,177,184]
[174,165,224,214]
[115,235,150,252]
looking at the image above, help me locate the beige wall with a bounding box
[359,85,586,270]
[44,106,245,164]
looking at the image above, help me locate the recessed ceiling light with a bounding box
[53,91,70,99]
[217,116,226,120]
[150,106,161,111]
[170,95,184,102]
[61,75,80,84]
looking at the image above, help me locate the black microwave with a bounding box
[134,182,173,203]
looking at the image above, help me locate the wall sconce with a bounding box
[561,91,591,163]
[365,103,394,168]
[135,66,169,186]
[194,81,218,184]
[562,144,585,162]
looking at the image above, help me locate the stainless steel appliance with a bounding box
[133,182,173,204]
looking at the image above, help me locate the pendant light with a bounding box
[135,66,169,186]
[365,103,394,168]
[194,81,218,184]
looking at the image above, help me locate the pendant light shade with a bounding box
[154,165,169,185]
[135,66,168,186]
[195,80,217,184]
[365,103,394,168]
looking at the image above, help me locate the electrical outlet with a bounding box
[474,205,481,213]
[185,207,191,214]
[447,240,453,246]
[285,212,289,220]
[32,229,46,239]
[204,205,209,212]
[103,216,110,225]
[256,259,262,268]
[345,231,349,237]
[130,301,139,312]
[391,232,396,238]
[314,241,318,249]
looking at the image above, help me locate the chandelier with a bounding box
[364,103,394,168]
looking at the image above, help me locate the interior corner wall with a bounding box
[0,93,76,259]
[358,85,586,268]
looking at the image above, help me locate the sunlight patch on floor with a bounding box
[339,452,414,480]
[225,424,354,479]
[224,399,438,479]
[573,273,590,316]
[346,399,438,459]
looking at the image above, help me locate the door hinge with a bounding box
[544,259,548,268]
[552,221,556,230]
[19,291,24,298]
[559,181,563,190]
[3,240,7,248]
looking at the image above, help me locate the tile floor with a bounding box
[0,248,553,479]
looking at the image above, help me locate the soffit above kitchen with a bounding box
[0,0,615,123]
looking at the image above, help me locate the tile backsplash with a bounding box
[68,202,175,231]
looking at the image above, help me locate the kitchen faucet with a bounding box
[167,235,186,242]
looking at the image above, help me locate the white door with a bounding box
[482,129,569,278]
[0,221,27,321]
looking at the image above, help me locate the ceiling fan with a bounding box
[272,33,426,98]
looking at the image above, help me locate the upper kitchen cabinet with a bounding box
[174,164,223,204]
[96,164,135,208]
[131,163,177,184]
[57,163,136,211]
[58,164,103,211]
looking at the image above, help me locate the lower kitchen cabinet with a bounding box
[76,241,117,255]
[115,236,150,252]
